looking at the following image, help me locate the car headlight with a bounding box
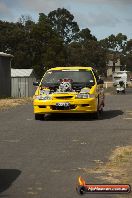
[35,95,51,100]
[76,94,89,99]
[88,94,95,98]
[76,94,95,99]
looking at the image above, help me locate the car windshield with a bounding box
[41,70,95,86]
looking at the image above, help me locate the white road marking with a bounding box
[80,142,87,145]
[123,118,132,120]
[1,139,20,143]
[27,192,38,195]
[72,139,79,142]
[37,187,43,191]
[27,118,33,121]
[51,169,61,173]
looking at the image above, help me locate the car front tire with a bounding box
[35,114,44,120]
[92,110,100,119]
[93,108,103,120]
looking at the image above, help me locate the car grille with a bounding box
[38,105,46,108]
[54,96,73,100]
[51,105,76,110]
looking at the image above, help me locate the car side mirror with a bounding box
[33,82,40,86]
[97,79,104,85]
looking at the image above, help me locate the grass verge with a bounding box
[0,97,32,111]
[86,146,132,184]
[85,146,132,197]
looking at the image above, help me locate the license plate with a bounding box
[56,102,70,107]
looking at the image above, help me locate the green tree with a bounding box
[18,15,33,26]
[0,14,66,78]
[100,33,128,73]
[66,28,107,75]
[0,20,16,52]
[48,8,79,44]
[78,28,97,42]
[67,40,107,75]
[0,17,36,68]
[31,13,65,78]
[100,33,127,52]
[121,39,132,71]
[11,19,36,68]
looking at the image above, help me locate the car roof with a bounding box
[48,66,93,71]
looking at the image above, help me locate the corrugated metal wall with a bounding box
[11,77,36,98]
[0,57,11,97]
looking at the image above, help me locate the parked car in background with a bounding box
[112,71,128,88]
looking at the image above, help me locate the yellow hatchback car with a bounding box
[33,67,104,120]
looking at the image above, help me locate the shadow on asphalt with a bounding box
[0,169,21,195]
[103,110,123,119]
[44,110,124,121]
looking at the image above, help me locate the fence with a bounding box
[104,82,113,89]
[11,77,36,98]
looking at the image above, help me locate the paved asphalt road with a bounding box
[0,90,132,198]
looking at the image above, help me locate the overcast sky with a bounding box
[0,0,132,40]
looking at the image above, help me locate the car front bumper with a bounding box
[33,98,98,114]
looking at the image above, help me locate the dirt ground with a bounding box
[0,98,32,111]
[85,146,132,197]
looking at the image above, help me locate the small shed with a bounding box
[0,52,13,98]
[11,69,36,98]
